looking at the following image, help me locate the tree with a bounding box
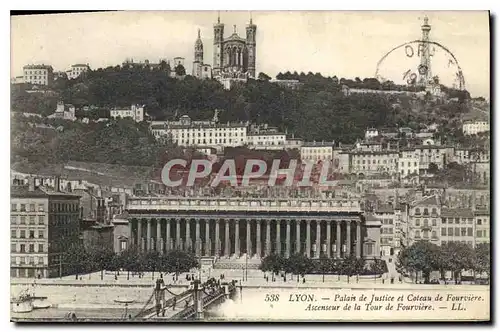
[474,243,490,281]
[258,72,271,81]
[259,254,284,274]
[285,253,314,281]
[397,241,440,283]
[64,243,88,279]
[174,64,186,76]
[428,162,439,174]
[439,242,474,284]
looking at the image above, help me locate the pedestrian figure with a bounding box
[302,277,305,284]
[173,297,177,310]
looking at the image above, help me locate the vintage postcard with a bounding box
[10,10,490,322]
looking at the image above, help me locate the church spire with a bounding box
[198,28,200,38]
[250,12,253,24]
[217,11,220,24]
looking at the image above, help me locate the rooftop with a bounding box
[441,208,474,218]
[11,185,80,199]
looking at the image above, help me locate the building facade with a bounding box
[110,104,144,122]
[125,196,381,260]
[408,195,441,246]
[212,15,257,79]
[67,64,90,80]
[10,179,81,278]
[462,120,490,136]
[300,142,334,163]
[23,64,54,86]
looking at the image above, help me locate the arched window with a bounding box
[415,208,421,215]
[424,219,429,227]
[423,208,429,216]
[431,208,437,215]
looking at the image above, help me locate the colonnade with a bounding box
[130,218,364,259]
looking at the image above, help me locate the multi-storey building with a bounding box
[440,208,475,247]
[247,132,287,150]
[462,120,489,136]
[414,145,455,172]
[67,64,90,80]
[22,64,54,86]
[373,204,396,256]
[408,195,441,245]
[300,142,334,163]
[110,104,144,122]
[365,128,379,140]
[349,151,399,176]
[10,178,81,278]
[474,208,490,245]
[398,149,420,179]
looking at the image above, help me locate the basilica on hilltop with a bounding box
[192,13,257,89]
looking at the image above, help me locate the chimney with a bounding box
[28,177,35,192]
[54,176,61,192]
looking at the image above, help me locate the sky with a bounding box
[10,11,490,97]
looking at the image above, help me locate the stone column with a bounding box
[224,220,230,257]
[276,220,281,256]
[326,221,331,258]
[346,220,352,257]
[306,220,311,258]
[296,220,301,254]
[315,220,321,259]
[285,220,291,258]
[137,219,142,252]
[256,220,261,258]
[205,220,210,256]
[265,219,271,256]
[336,220,341,259]
[176,219,181,250]
[146,219,152,251]
[246,220,251,257]
[356,220,361,258]
[156,220,161,252]
[166,219,171,252]
[195,220,201,256]
[185,220,191,252]
[234,219,240,257]
[215,220,220,256]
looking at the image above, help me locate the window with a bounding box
[20,216,26,224]
[38,216,45,225]
[431,208,437,215]
[461,228,467,236]
[431,231,437,238]
[38,244,44,252]
[415,208,421,215]
[415,230,421,238]
[442,218,446,224]
[448,227,453,235]
[20,204,26,212]
[10,216,16,224]
[11,203,17,211]
[11,230,16,238]
[467,228,473,236]
[38,230,44,238]
[455,218,460,224]
[477,219,482,225]
[11,243,16,252]
[29,244,34,253]
[29,230,35,238]
[441,228,446,236]
[38,204,44,212]
[415,219,420,226]
[20,230,26,238]
[20,244,25,253]
[423,208,429,216]
[424,219,428,227]
[432,219,437,226]
[29,216,35,224]
[29,204,35,212]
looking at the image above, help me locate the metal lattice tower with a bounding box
[418,16,432,86]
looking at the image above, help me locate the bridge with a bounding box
[125,196,382,260]
[135,279,237,321]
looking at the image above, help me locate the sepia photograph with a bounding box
[9,10,491,323]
